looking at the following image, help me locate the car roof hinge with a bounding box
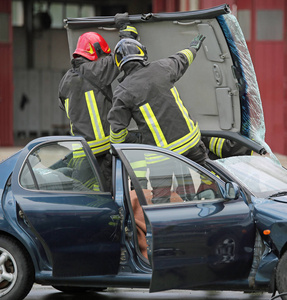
[141,13,153,21]
[220,52,229,60]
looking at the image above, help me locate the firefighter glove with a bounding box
[114,12,130,29]
[190,34,206,51]
[119,26,138,40]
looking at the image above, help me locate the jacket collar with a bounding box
[71,56,91,69]
[118,61,148,82]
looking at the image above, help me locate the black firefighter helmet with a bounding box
[114,38,148,71]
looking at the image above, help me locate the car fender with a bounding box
[253,199,287,254]
[1,183,50,276]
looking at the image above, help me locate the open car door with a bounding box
[65,4,268,155]
[11,136,121,277]
[113,143,255,292]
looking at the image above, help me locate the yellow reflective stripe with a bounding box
[140,97,200,154]
[93,185,100,192]
[178,49,194,65]
[144,153,169,165]
[169,130,200,155]
[134,170,147,177]
[216,138,225,158]
[131,160,147,177]
[72,145,85,159]
[212,137,218,153]
[89,143,110,155]
[122,26,138,35]
[140,103,168,147]
[200,174,213,185]
[72,143,83,152]
[85,90,105,140]
[71,137,111,158]
[84,178,100,191]
[209,137,225,158]
[65,98,74,135]
[167,123,200,151]
[171,87,195,132]
[68,156,85,168]
[110,128,128,143]
[130,160,147,169]
[88,137,110,148]
[209,137,218,154]
[64,98,70,118]
[73,149,85,158]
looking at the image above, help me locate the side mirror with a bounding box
[225,182,240,200]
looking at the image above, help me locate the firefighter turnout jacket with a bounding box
[202,136,253,160]
[59,55,119,156]
[108,47,204,159]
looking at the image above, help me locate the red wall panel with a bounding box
[153,0,179,12]
[199,0,237,10]
[0,0,13,146]
[252,0,285,153]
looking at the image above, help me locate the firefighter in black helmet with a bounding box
[58,13,138,192]
[108,35,208,167]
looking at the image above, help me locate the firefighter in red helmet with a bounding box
[58,13,138,192]
[73,32,111,61]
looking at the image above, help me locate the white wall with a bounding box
[13,27,71,139]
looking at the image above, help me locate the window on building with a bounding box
[237,10,251,41]
[12,1,96,28]
[50,3,64,28]
[257,10,283,41]
[12,0,24,27]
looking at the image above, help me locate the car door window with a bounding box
[19,141,101,192]
[122,149,222,204]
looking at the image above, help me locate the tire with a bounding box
[276,251,287,300]
[52,285,106,294]
[0,236,34,300]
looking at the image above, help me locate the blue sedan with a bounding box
[1,135,287,300]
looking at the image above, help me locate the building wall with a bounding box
[0,0,13,146]
[199,0,287,154]
[9,0,287,155]
[13,26,71,141]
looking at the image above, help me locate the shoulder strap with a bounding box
[73,68,112,103]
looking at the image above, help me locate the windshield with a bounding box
[216,156,287,198]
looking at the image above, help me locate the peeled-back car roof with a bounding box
[64,4,269,155]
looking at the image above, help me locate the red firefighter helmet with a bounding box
[73,32,111,61]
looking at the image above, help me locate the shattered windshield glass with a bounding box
[218,14,277,161]
[216,156,287,198]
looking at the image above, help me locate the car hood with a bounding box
[270,196,287,204]
[64,4,269,155]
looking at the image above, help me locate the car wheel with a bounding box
[276,251,287,300]
[0,236,34,300]
[52,285,106,293]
